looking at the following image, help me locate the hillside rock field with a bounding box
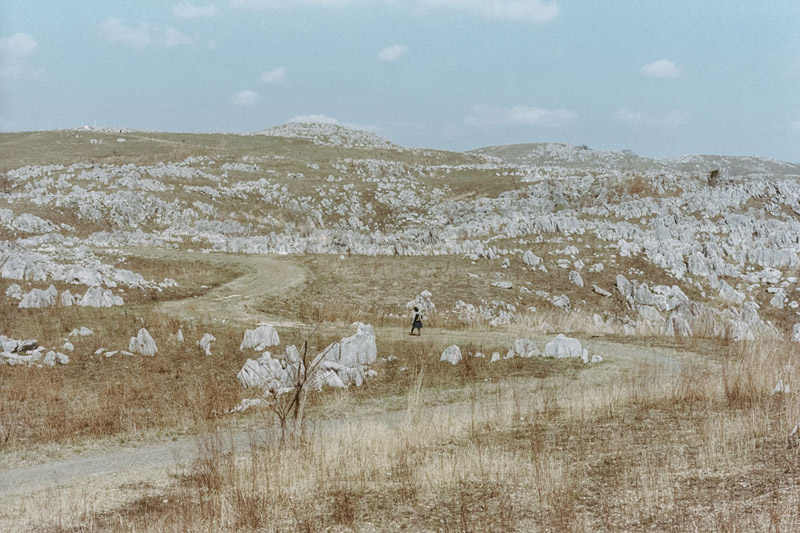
[3,124,800,531]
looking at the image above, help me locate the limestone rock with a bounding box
[440,344,462,365]
[129,328,158,356]
[313,323,377,386]
[506,338,538,359]
[198,333,216,356]
[544,334,587,360]
[240,325,280,350]
[18,285,57,309]
[78,287,123,308]
[523,250,542,267]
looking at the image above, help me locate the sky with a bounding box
[1,1,799,161]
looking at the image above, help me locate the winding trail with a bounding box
[0,249,688,526]
[139,249,308,326]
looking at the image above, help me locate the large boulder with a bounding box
[793,324,800,343]
[544,334,587,361]
[313,323,377,387]
[663,314,693,337]
[522,250,542,267]
[719,281,745,306]
[78,287,123,308]
[506,338,538,359]
[240,325,280,350]
[129,328,158,356]
[18,285,57,309]
[440,344,462,365]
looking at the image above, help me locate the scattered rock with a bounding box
[506,338,538,359]
[440,344,462,365]
[198,333,216,356]
[240,325,280,350]
[129,328,158,356]
[544,334,588,362]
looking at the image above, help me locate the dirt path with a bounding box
[0,249,689,527]
[137,249,308,326]
[0,334,685,500]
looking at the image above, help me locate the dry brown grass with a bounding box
[30,336,800,532]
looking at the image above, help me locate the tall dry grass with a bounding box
[52,336,800,531]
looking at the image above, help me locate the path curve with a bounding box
[135,248,307,326]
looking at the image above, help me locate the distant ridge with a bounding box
[470,142,800,177]
[258,122,403,151]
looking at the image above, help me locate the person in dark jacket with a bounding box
[410,306,423,336]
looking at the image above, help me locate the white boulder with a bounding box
[78,287,123,308]
[198,333,216,356]
[506,338,538,359]
[440,344,462,365]
[314,322,378,386]
[544,334,587,360]
[240,325,280,350]
[128,328,158,356]
[18,285,57,309]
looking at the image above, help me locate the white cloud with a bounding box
[173,2,218,18]
[378,44,407,62]
[100,18,153,49]
[231,90,260,105]
[288,114,339,124]
[0,33,37,58]
[466,104,577,128]
[0,32,40,79]
[614,107,688,128]
[164,27,194,47]
[422,0,559,22]
[262,66,287,84]
[640,59,683,79]
[100,18,194,48]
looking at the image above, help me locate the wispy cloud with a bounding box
[640,59,683,79]
[422,0,559,22]
[231,89,260,105]
[164,27,194,47]
[262,66,287,84]
[231,0,355,8]
[614,108,688,128]
[0,32,41,80]
[289,114,339,124]
[466,104,577,128]
[173,2,218,18]
[100,18,194,48]
[378,44,407,62]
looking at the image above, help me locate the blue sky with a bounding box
[1,1,798,161]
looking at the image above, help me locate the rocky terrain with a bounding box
[2,124,800,364]
[3,124,800,531]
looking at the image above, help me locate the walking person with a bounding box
[410,306,423,336]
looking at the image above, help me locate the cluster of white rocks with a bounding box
[0,336,69,367]
[237,323,378,397]
[7,283,124,308]
[4,126,800,348]
[441,334,602,365]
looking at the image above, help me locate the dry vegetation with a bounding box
[31,337,800,532]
